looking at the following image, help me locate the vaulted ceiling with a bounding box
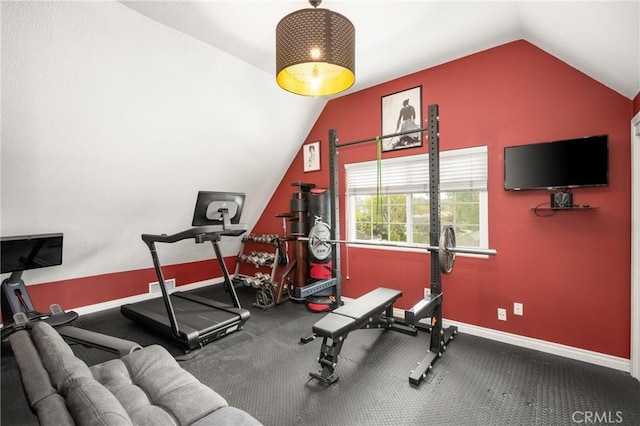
[121,1,639,100]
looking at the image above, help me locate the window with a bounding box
[345,146,488,251]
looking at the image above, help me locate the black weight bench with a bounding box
[306,287,415,385]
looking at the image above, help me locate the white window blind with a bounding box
[345,146,487,195]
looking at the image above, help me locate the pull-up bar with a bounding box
[336,125,433,148]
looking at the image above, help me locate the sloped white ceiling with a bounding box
[121,0,639,100]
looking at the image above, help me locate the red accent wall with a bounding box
[254,40,633,358]
[18,257,232,313]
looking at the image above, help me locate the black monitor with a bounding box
[1,233,64,274]
[191,191,246,227]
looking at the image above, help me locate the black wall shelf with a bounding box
[532,206,599,212]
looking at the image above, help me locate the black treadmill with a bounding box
[121,191,250,352]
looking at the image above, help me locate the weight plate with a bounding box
[290,221,308,236]
[263,286,274,306]
[308,222,332,261]
[439,225,456,274]
[290,198,307,212]
[255,289,267,306]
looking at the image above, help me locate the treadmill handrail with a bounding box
[142,224,248,245]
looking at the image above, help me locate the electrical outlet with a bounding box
[497,308,507,321]
[514,302,523,316]
[149,278,176,294]
[424,288,431,298]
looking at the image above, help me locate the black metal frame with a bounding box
[308,287,416,384]
[121,211,251,353]
[327,104,457,385]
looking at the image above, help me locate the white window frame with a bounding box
[345,146,489,255]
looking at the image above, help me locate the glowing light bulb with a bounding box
[309,47,321,60]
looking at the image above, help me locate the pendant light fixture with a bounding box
[276,0,355,97]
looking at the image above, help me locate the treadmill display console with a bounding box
[192,191,246,227]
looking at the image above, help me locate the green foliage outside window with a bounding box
[354,191,481,247]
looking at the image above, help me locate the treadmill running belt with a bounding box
[121,293,247,352]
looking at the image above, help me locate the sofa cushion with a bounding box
[35,393,76,426]
[66,376,132,425]
[31,321,92,392]
[9,330,57,406]
[9,329,74,426]
[92,344,228,425]
[91,357,184,425]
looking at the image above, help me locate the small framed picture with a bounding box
[381,86,423,152]
[303,141,321,172]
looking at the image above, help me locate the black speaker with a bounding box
[551,192,573,208]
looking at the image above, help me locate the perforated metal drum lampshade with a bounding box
[276,6,355,97]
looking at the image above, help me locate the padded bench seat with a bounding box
[308,287,404,385]
[312,287,402,338]
[312,313,355,339]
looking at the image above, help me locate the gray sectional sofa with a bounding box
[9,321,262,425]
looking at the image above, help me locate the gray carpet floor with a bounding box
[2,284,639,425]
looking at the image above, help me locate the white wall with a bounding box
[1,1,325,284]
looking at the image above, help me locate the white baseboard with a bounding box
[442,318,630,373]
[388,305,630,373]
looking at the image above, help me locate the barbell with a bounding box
[300,223,497,274]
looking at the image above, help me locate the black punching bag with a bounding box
[308,188,332,283]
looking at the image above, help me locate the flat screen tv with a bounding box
[1,233,63,274]
[504,135,608,191]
